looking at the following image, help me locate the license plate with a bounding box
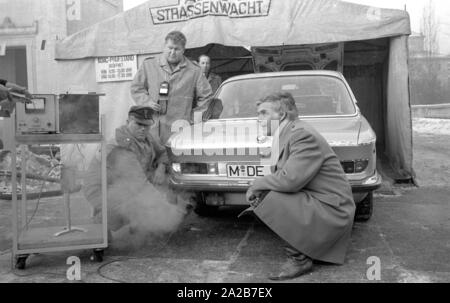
[226,164,271,178]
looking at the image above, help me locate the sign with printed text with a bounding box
[150,0,272,25]
[95,55,137,82]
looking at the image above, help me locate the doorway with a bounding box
[0,45,28,87]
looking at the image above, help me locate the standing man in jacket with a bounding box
[130,31,213,143]
[246,92,356,280]
[198,54,222,94]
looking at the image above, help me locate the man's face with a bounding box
[164,39,185,65]
[199,56,211,75]
[127,117,152,141]
[257,102,283,136]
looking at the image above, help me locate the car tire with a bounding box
[193,193,221,217]
[354,192,373,222]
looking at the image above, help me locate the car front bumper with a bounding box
[169,170,382,193]
[349,171,382,192]
[169,175,251,192]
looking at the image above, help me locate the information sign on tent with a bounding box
[95,55,137,83]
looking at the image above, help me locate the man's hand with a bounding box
[5,83,32,99]
[0,84,11,101]
[246,187,262,203]
[147,100,161,112]
[153,163,166,185]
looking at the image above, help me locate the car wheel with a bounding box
[354,192,373,222]
[193,193,221,217]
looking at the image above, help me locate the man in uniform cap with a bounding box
[83,105,173,239]
[130,31,213,143]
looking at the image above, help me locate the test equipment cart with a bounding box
[6,93,108,269]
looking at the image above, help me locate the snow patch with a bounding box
[396,267,433,283]
[413,118,450,136]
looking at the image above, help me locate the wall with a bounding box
[66,0,124,35]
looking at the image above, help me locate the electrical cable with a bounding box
[20,164,61,233]
[18,144,61,231]
[95,196,195,282]
[96,230,176,283]
[75,144,86,162]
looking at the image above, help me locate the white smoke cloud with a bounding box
[96,147,187,250]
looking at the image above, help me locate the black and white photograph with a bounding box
[0,0,449,289]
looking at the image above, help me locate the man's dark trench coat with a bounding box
[251,119,356,264]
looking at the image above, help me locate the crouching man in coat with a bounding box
[246,92,356,280]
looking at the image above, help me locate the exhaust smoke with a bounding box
[92,146,187,250]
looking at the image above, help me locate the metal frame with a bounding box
[11,115,108,259]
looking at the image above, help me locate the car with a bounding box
[166,70,382,221]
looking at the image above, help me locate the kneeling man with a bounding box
[83,106,170,238]
[246,92,356,280]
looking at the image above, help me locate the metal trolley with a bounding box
[5,95,108,269]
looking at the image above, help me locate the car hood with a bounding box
[167,116,362,153]
[303,116,362,146]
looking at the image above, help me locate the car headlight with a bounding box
[341,159,369,174]
[341,161,355,174]
[181,163,207,174]
[355,159,369,173]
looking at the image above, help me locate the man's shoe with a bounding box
[269,256,313,281]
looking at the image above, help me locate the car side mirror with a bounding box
[202,98,223,121]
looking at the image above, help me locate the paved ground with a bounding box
[0,129,449,283]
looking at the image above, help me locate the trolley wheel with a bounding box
[91,249,104,263]
[15,255,28,270]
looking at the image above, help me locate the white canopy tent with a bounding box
[54,0,414,181]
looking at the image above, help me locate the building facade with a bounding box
[0,0,123,93]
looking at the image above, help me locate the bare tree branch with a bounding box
[421,0,440,56]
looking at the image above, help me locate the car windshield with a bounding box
[216,75,356,119]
